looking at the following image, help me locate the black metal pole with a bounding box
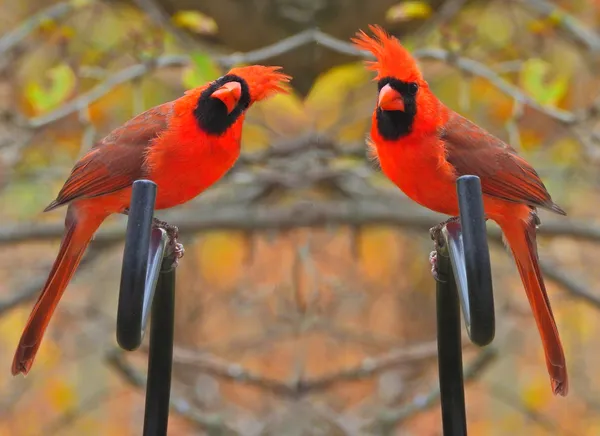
[117,179,178,435]
[142,256,176,436]
[435,239,467,436]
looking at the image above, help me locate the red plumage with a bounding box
[12,65,290,376]
[354,25,568,396]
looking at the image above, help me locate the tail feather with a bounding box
[12,206,103,376]
[501,215,568,396]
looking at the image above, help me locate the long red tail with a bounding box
[12,205,104,376]
[500,215,568,396]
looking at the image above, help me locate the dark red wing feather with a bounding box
[45,103,172,211]
[441,110,565,215]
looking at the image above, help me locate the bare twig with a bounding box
[538,258,600,308]
[414,0,468,38]
[106,349,239,435]
[220,29,318,68]
[2,198,599,245]
[412,48,576,124]
[27,55,189,128]
[519,0,600,53]
[131,0,203,49]
[489,384,576,435]
[23,26,592,131]
[372,347,498,434]
[0,244,114,315]
[0,1,80,56]
[171,340,440,397]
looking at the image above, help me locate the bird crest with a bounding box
[352,25,423,83]
[228,65,291,103]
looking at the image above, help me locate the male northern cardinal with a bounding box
[353,26,568,396]
[12,65,290,376]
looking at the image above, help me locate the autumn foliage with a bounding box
[2,1,600,435]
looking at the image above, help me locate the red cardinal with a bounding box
[12,65,290,376]
[353,26,568,396]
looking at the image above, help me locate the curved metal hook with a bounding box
[443,175,495,346]
[117,180,168,350]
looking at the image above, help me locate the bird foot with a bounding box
[429,217,460,282]
[152,218,185,269]
[429,250,440,281]
[429,216,460,245]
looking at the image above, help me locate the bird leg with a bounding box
[428,216,460,280]
[121,208,184,267]
[152,218,185,268]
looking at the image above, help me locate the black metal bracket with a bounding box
[117,180,178,436]
[434,175,495,436]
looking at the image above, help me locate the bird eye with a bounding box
[408,83,419,95]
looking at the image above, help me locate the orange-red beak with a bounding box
[211,82,242,114]
[378,84,405,112]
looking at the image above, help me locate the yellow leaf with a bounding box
[70,0,92,7]
[46,379,77,411]
[241,123,271,151]
[305,63,370,132]
[386,1,432,23]
[550,137,581,166]
[38,18,58,33]
[197,232,245,287]
[172,10,217,35]
[519,58,570,107]
[337,119,370,143]
[252,92,309,138]
[477,5,513,46]
[527,17,559,34]
[24,63,76,114]
[519,129,543,152]
[0,309,29,348]
[358,228,401,281]
[521,376,550,410]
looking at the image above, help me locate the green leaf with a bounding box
[182,53,221,88]
[520,58,569,107]
[25,63,76,113]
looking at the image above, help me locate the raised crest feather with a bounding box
[351,25,422,83]
[228,65,291,102]
[183,65,291,103]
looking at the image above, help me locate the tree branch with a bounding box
[170,339,441,397]
[105,349,239,435]
[27,55,190,128]
[519,0,600,53]
[0,243,115,315]
[372,347,498,434]
[0,1,79,57]
[23,27,594,129]
[2,199,599,245]
[538,258,600,308]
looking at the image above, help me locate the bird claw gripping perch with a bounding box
[429,250,439,282]
[429,216,460,280]
[429,216,461,245]
[152,218,185,270]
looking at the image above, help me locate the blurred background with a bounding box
[2,0,600,435]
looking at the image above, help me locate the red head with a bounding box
[352,25,441,141]
[182,65,290,136]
